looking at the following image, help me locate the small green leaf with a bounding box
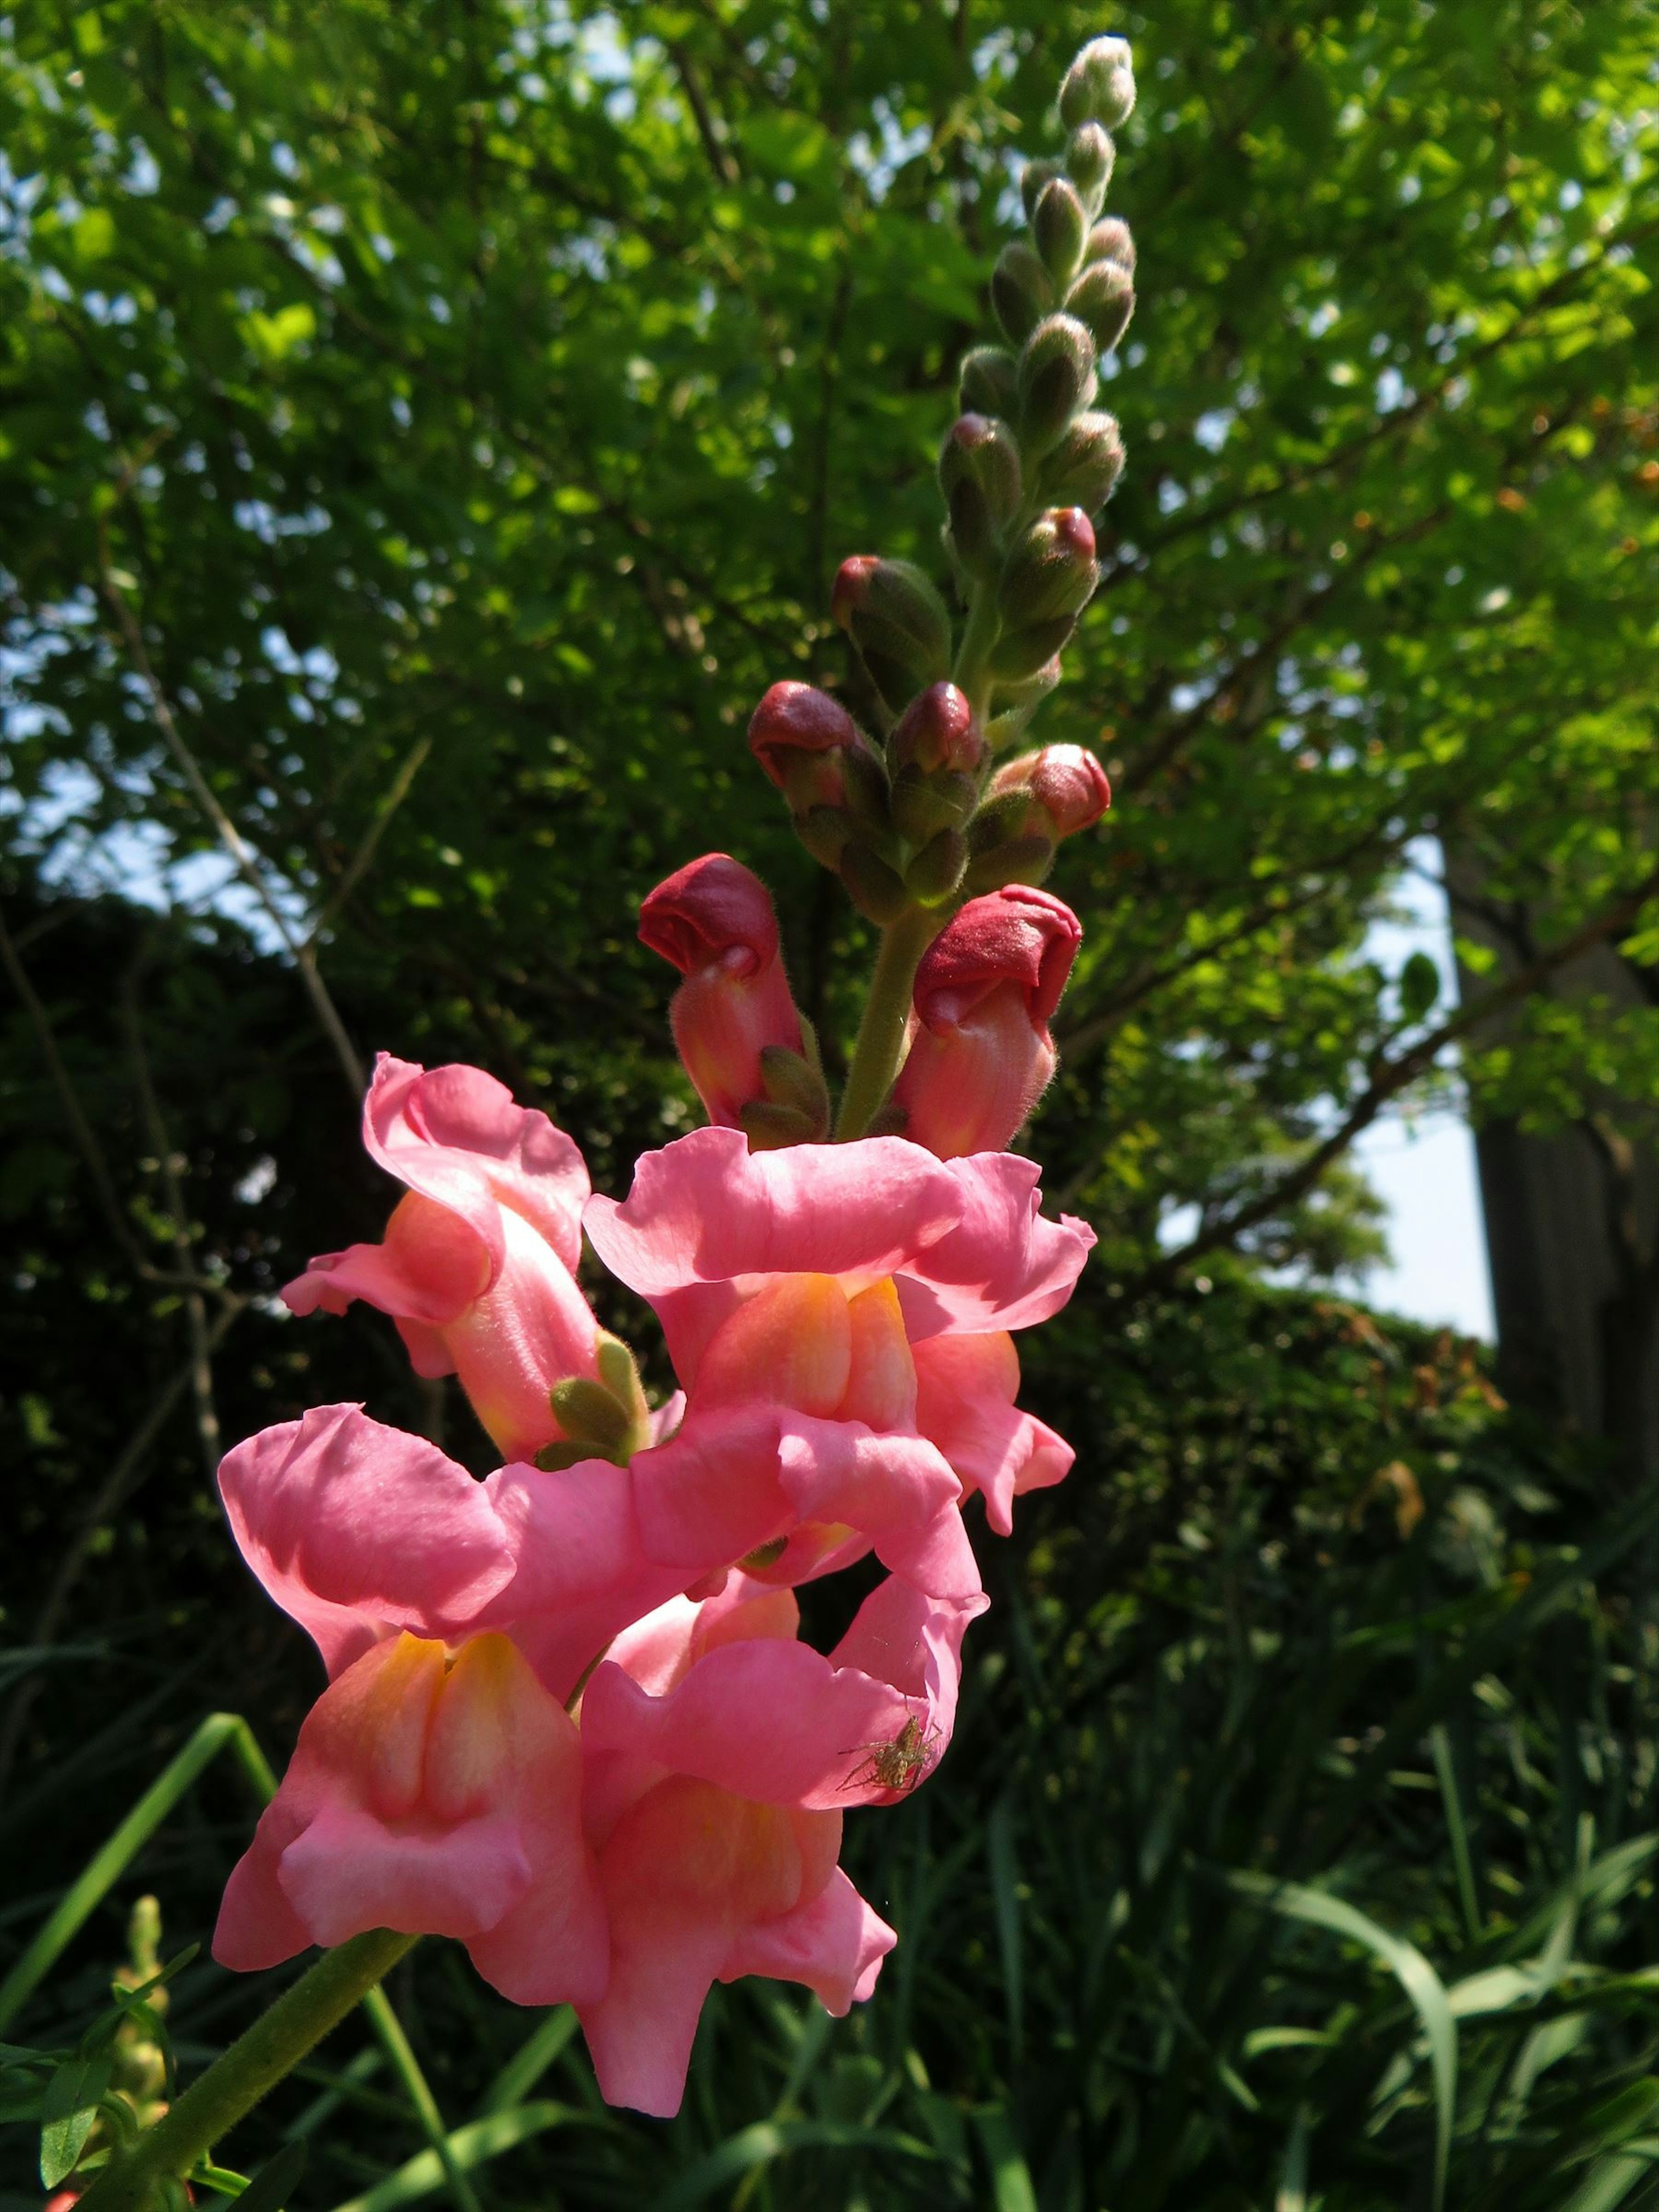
[39,2050,112,2188]
[1398,950,1440,1023]
[232,2138,308,2212]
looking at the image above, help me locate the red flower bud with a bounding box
[891,887,1082,1158]
[891,682,985,777]
[639,855,806,1128]
[748,680,861,812]
[989,744,1112,839]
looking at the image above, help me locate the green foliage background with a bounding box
[1,1,1656,2206]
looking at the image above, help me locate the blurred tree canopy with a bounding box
[0,0,1655,1682]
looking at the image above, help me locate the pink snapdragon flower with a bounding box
[639,855,810,1131]
[576,1570,982,2114]
[891,887,1081,1160]
[585,1127,1092,1564]
[212,1403,681,1999]
[281,1056,601,1463]
[212,1403,978,2112]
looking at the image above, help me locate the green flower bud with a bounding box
[1059,36,1136,132]
[991,240,1056,346]
[797,804,853,867]
[905,826,969,905]
[1020,156,1065,223]
[988,613,1078,684]
[740,1098,821,1150]
[833,555,953,702]
[549,1374,634,1457]
[1033,176,1088,284]
[984,656,1063,750]
[1039,409,1126,512]
[939,413,1023,577]
[999,508,1098,629]
[892,765,979,843]
[960,345,1019,419]
[963,830,1057,894]
[1017,315,1098,455]
[757,1040,831,1136]
[839,843,911,924]
[963,793,1057,890]
[842,741,893,840]
[1065,259,1135,354]
[1065,124,1116,213]
[1085,216,1136,273]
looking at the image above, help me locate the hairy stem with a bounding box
[75,1930,419,2211]
[836,907,938,1141]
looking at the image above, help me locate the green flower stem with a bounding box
[952,587,1003,723]
[835,906,939,1141]
[75,1929,419,2212]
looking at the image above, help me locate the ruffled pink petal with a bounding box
[605,1576,799,1698]
[895,1154,1094,1338]
[436,1208,602,1462]
[829,1576,987,1796]
[215,1634,606,1995]
[627,1405,797,1576]
[912,1332,1075,1536]
[584,1129,963,1383]
[475,1459,688,1705]
[578,1777,833,2117]
[279,1798,531,1945]
[218,1405,519,1678]
[720,1866,896,2014]
[775,1422,984,1601]
[364,1055,589,1273]
[578,1899,732,2118]
[581,1607,964,1814]
[282,1193,492,1328]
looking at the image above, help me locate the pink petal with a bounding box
[283,1194,492,1328]
[476,1459,688,1705]
[365,1055,589,1273]
[895,1154,1094,1338]
[775,1422,984,1601]
[912,1332,1074,1535]
[435,1209,602,1463]
[584,1128,962,1382]
[278,1798,531,1945]
[582,1617,957,1814]
[628,1405,797,1576]
[215,1634,607,1994]
[218,1405,519,1678]
[721,1866,896,2014]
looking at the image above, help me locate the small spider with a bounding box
[839,1715,942,1795]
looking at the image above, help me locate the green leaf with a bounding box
[229,2139,308,2212]
[39,2050,112,2189]
[1228,1872,1457,2212]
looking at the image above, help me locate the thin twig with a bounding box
[0,904,222,1297]
[307,732,434,946]
[1124,864,1659,1293]
[94,519,365,1096]
[117,951,224,1486]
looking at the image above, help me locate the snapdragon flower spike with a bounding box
[281,1057,602,1464]
[639,855,824,1144]
[891,886,1081,1162]
[577,1572,982,2115]
[585,1126,1093,1578]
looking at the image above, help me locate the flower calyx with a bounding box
[538,1333,652,1470]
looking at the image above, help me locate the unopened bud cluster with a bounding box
[731,33,1136,935]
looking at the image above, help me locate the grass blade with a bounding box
[1228,1871,1457,2212]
